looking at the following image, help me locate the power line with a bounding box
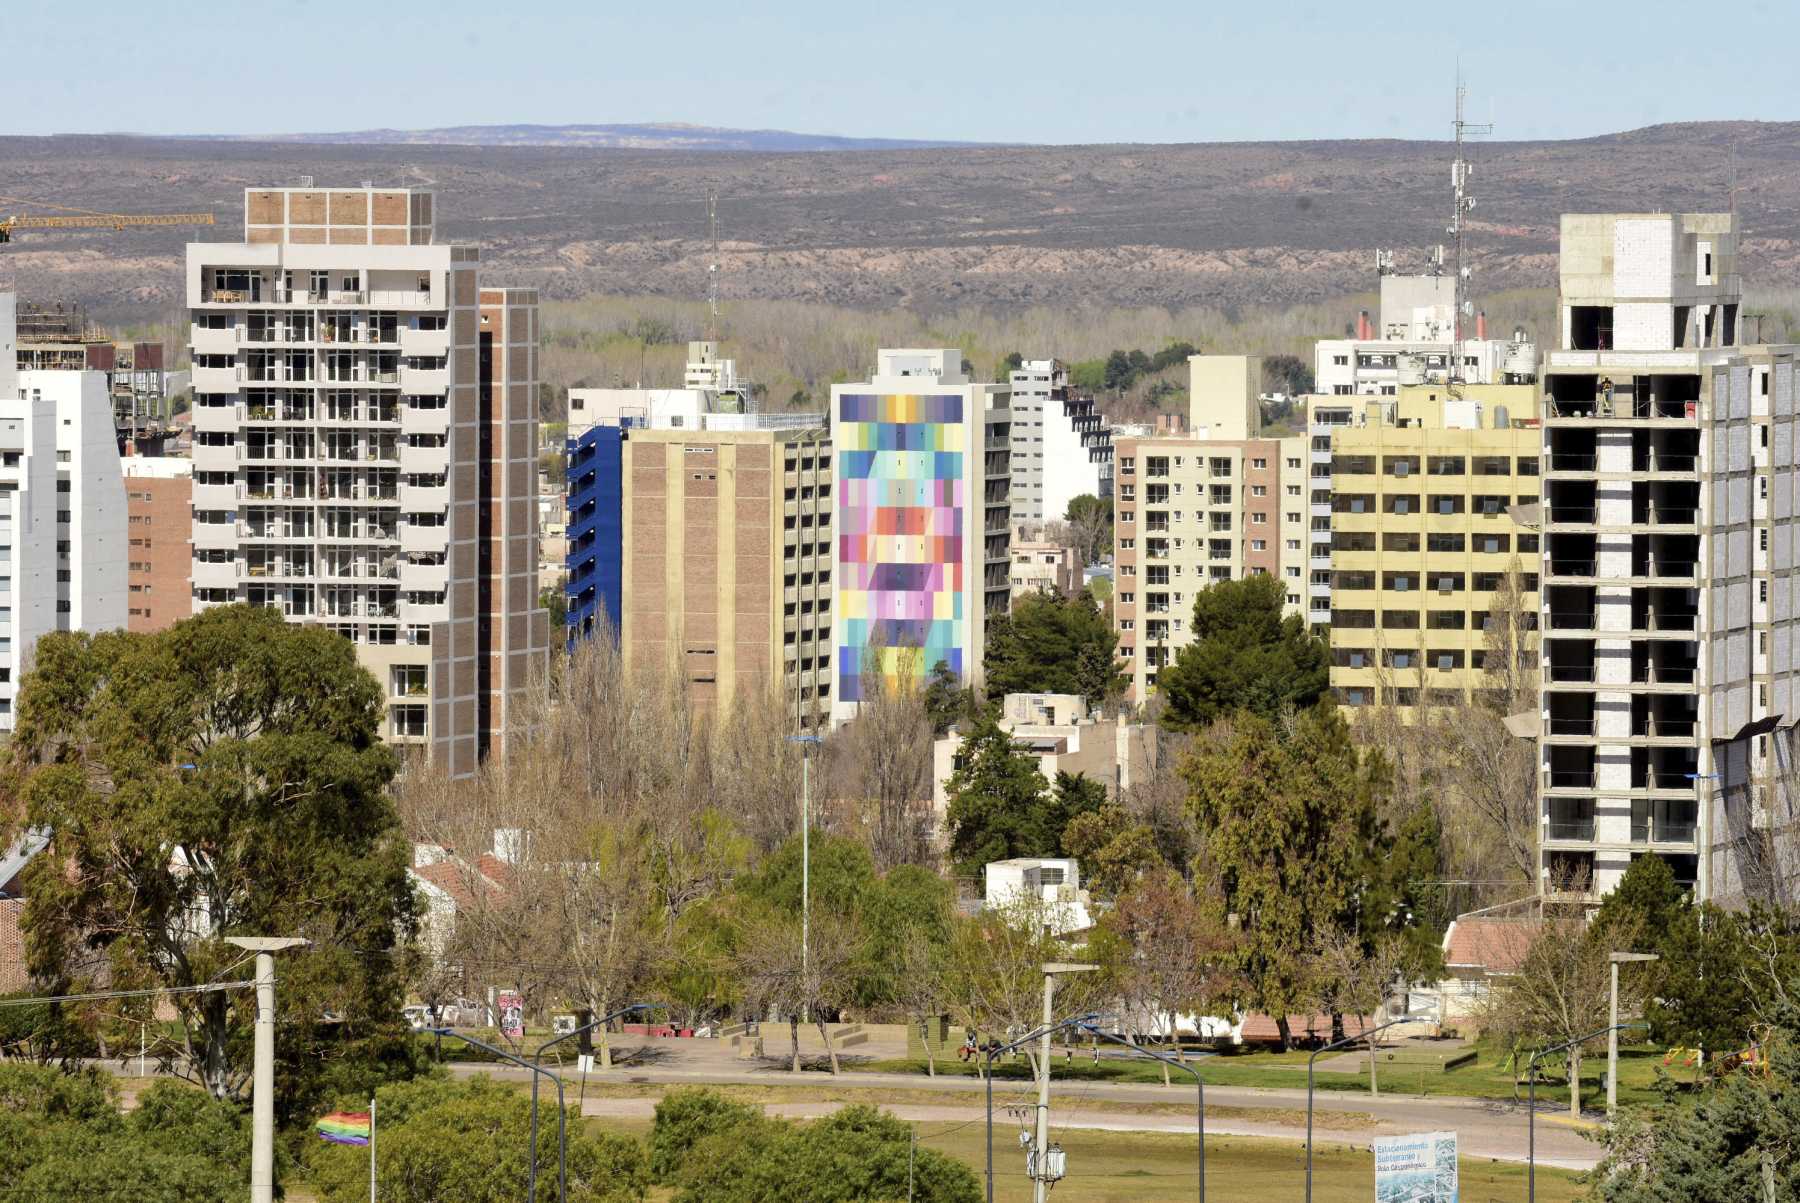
[0,980,256,1008]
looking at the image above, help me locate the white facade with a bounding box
[1313,274,1536,399]
[568,342,755,438]
[1008,360,1112,528]
[982,857,1093,936]
[0,301,128,730]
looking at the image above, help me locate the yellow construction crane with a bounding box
[0,194,213,244]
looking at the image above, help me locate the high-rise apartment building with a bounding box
[830,349,1010,724]
[1539,212,1800,904]
[121,456,195,633]
[185,186,546,777]
[0,295,128,730]
[566,344,832,727]
[1325,383,1542,712]
[1312,271,1538,397]
[1008,359,1113,528]
[1112,356,1309,703]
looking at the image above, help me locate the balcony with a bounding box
[400,523,449,555]
[399,326,450,358]
[1547,820,1597,842]
[192,559,239,590]
[1546,558,1598,579]
[190,326,240,356]
[399,483,449,512]
[192,442,238,472]
[400,561,449,592]
[399,366,449,394]
[191,364,241,393]
[401,404,450,437]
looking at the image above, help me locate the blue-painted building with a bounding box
[564,424,623,644]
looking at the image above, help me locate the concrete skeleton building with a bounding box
[121,456,195,633]
[0,293,129,731]
[1325,383,1543,712]
[1538,212,1800,905]
[566,343,833,728]
[1007,359,1113,529]
[185,186,548,777]
[1112,355,1309,703]
[830,349,1010,724]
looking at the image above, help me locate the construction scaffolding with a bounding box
[14,301,173,453]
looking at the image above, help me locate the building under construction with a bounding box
[14,301,173,453]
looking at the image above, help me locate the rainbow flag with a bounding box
[316,1111,372,1147]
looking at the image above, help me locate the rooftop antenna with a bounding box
[705,187,721,342]
[1449,73,1492,370]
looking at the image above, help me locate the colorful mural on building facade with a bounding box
[835,391,965,703]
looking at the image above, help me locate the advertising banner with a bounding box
[1373,1130,1458,1203]
[498,990,525,1040]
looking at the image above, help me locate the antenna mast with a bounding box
[705,187,721,341]
[1449,77,1491,364]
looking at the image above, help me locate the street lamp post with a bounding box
[533,1003,659,1203]
[430,1029,567,1203]
[1607,954,1658,1118]
[1526,1023,1641,1203]
[1306,1014,1428,1203]
[1077,1023,1206,1203]
[984,1014,1097,1203]
[787,734,822,999]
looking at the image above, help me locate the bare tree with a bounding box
[735,909,858,1074]
[1479,899,1640,1119]
[823,642,935,870]
[1311,930,1406,1096]
[940,897,1103,1080]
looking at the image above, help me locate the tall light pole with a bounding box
[787,734,822,996]
[225,935,310,1203]
[1305,1014,1427,1203]
[534,1002,659,1203]
[1607,954,1658,1117]
[1030,963,1098,1203]
[432,1028,567,1203]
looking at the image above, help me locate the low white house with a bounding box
[933,693,1157,822]
[982,856,1093,936]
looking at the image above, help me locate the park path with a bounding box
[449,1058,1605,1171]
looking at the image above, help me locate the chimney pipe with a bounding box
[1476,310,1487,341]
[1356,309,1372,340]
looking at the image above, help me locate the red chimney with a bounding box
[1476,310,1487,340]
[1356,309,1372,340]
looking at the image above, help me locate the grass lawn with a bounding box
[575,1115,1585,1203]
[869,1041,1696,1111]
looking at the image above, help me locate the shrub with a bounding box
[650,1087,760,1184]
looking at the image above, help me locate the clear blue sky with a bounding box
[10,0,1793,144]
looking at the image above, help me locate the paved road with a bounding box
[444,1060,1605,1170]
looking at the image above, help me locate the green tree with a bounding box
[1061,803,1165,900]
[923,658,979,736]
[310,1075,648,1203]
[1591,995,1800,1202]
[943,717,1106,876]
[1063,493,1113,564]
[6,606,421,1122]
[1183,705,1390,1048]
[856,865,955,1009]
[1261,353,1314,396]
[1104,349,1134,392]
[983,590,1123,704]
[540,583,567,631]
[1155,574,1328,731]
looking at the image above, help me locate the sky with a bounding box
[8,0,1796,145]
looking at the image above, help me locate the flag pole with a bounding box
[369,1096,377,1203]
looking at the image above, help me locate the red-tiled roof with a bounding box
[412,859,506,912]
[1443,917,1538,976]
[1239,1013,1376,1043]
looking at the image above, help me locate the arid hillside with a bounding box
[3,122,1798,320]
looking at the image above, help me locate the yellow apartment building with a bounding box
[1327,383,1542,711]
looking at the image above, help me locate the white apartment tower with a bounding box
[830,349,1010,724]
[185,187,547,777]
[1008,359,1113,529]
[1540,212,1800,906]
[0,293,129,730]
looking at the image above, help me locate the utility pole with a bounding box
[1447,77,1491,369]
[1033,963,1097,1202]
[786,734,822,1014]
[1607,952,1658,1117]
[226,936,310,1203]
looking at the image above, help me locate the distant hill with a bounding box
[3,120,1798,319]
[177,122,988,152]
